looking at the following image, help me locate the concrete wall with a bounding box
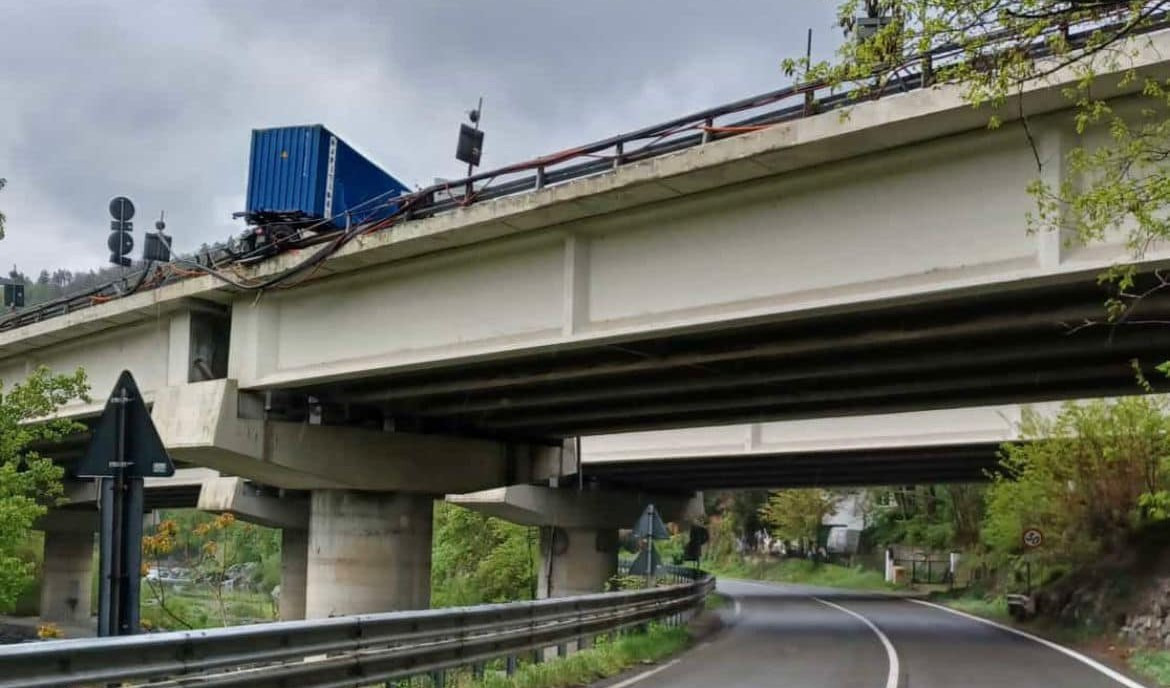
[0,320,170,416]
[0,308,227,417]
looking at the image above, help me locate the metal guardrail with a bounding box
[0,575,713,688]
[617,559,705,585]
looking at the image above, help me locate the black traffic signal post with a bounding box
[108,196,135,268]
[76,371,175,636]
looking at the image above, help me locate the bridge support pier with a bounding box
[304,490,432,618]
[537,527,618,599]
[39,530,94,625]
[279,528,308,620]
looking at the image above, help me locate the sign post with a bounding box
[76,370,174,636]
[630,504,669,587]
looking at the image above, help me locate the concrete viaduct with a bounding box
[7,27,1170,629]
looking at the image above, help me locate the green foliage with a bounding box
[152,509,280,570]
[6,263,157,309]
[866,485,986,550]
[984,397,1170,566]
[701,491,769,561]
[0,366,88,611]
[813,1,1170,312]
[940,593,1012,623]
[705,556,898,591]
[1131,649,1170,687]
[466,624,690,688]
[606,574,644,592]
[140,589,275,632]
[759,489,840,548]
[431,502,537,607]
[141,510,281,628]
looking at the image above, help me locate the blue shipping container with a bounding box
[244,124,410,228]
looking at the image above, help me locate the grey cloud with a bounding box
[0,0,840,274]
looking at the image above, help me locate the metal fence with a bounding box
[894,558,953,586]
[0,575,713,688]
[616,559,704,586]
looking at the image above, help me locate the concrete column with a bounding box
[537,527,618,599]
[40,530,94,625]
[279,528,308,620]
[305,490,433,618]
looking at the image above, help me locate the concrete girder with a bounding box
[35,509,100,533]
[195,477,309,530]
[405,332,1169,418]
[151,379,552,492]
[473,361,1142,435]
[335,300,1130,405]
[446,484,703,530]
[60,468,216,504]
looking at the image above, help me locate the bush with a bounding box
[984,397,1170,567]
[431,503,537,607]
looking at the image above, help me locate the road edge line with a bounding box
[813,597,900,688]
[908,599,1150,688]
[607,658,682,688]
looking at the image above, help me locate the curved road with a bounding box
[609,580,1150,688]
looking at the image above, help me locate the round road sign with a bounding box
[109,196,135,221]
[1022,528,1044,549]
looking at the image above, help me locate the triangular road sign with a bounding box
[632,504,669,540]
[76,370,174,478]
[628,547,662,576]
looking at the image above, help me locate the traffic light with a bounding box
[108,196,135,267]
[3,283,24,308]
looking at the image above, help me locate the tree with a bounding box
[0,366,88,609]
[806,1,1170,316]
[866,484,986,550]
[984,396,1170,566]
[0,177,6,240]
[759,489,841,552]
[140,510,282,629]
[430,502,537,607]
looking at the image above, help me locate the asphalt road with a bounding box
[611,579,1150,688]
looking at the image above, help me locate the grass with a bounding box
[1131,649,1170,687]
[401,624,691,688]
[706,557,899,592]
[140,587,276,630]
[704,593,729,611]
[938,594,1012,623]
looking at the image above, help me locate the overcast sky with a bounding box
[0,1,840,275]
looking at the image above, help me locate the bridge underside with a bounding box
[582,442,1003,491]
[305,272,1170,441]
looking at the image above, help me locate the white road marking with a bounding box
[909,599,1151,688]
[607,658,683,688]
[814,597,900,688]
